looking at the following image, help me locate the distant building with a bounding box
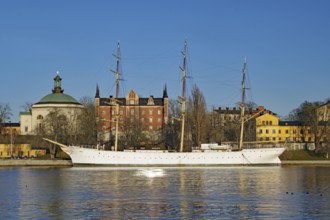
[0,122,20,135]
[209,106,270,143]
[95,86,169,143]
[20,72,84,135]
[256,113,320,143]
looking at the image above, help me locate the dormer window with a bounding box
[147,96,155,105]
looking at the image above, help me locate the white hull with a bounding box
[62,146,285,166]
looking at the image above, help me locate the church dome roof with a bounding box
[34,72,82,105]
[37,92,81,104]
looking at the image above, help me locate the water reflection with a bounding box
[0,166,329,219]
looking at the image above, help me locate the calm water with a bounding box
[0,166,329,219]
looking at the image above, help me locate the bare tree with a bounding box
[163,99,181,150]
[0,103,12,124]
[74,96,97,145]
[186,84,209,149]
[120,117,146,150]
[292,101,330,153]
[37,108,69,158]
[21,102,34,113]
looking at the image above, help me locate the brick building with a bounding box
[95,86,168,144]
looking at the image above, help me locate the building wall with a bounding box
[20,104,84,135]
[0,143,46,158]
[96,90,168,143]
[20,113,32,135]
[256,113,316,143]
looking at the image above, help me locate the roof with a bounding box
[35,93,81,105]
[99,97,165,106]
[34,72,82,106]
[279,121,305,126]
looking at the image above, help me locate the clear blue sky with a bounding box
[1,0,330,122]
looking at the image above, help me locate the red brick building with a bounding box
[95,86,168,143]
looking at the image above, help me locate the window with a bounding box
[266,129,269,134]
[25,126,28,132]
[158,118,161,123]
[149,126,153,130]
[286,130,289,134]
[130,99,134,105]
[130,109,134,115]
[259,129,263,134]
[149,118,153,123]
[158,110,161,115]
[141,110,145,115]
[149,110,153,115]
[141,118,144,123]
[37,115,43,120]
[270,121,272,125]
[272,129,276,134]
[279,130,281,134]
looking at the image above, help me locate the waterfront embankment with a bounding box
[1,159,330,166]
[0,159,72,166]
[281,160,330,165]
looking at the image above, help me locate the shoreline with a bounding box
[1,159,330,167]
[0,159,72,166]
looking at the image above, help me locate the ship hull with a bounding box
[62,146,285,166]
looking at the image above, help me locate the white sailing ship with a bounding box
[44,41,285,166]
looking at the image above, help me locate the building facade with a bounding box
[95,86,168,143]
[256,113,317,143]
[20,73,84,135]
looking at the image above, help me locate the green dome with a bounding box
[37,93,81,105]
[34,72,82,105]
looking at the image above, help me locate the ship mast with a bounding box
[179,40,187,152]
[239,58,247,150]
[111,42,121,151]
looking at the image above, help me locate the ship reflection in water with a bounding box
[0,166,329,219]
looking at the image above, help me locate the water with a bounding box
[0,166,329,219]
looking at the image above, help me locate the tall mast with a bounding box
[179,40,187,152]
[114,42,120,99]
[111,42,121,151]
[239,58,247,150]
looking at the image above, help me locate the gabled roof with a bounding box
[279,121,305,126]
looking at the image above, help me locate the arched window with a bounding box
[37,115,44,120]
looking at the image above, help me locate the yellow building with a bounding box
[256,113,314,143]
[0,143,46,158]
[0,122,20,135]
